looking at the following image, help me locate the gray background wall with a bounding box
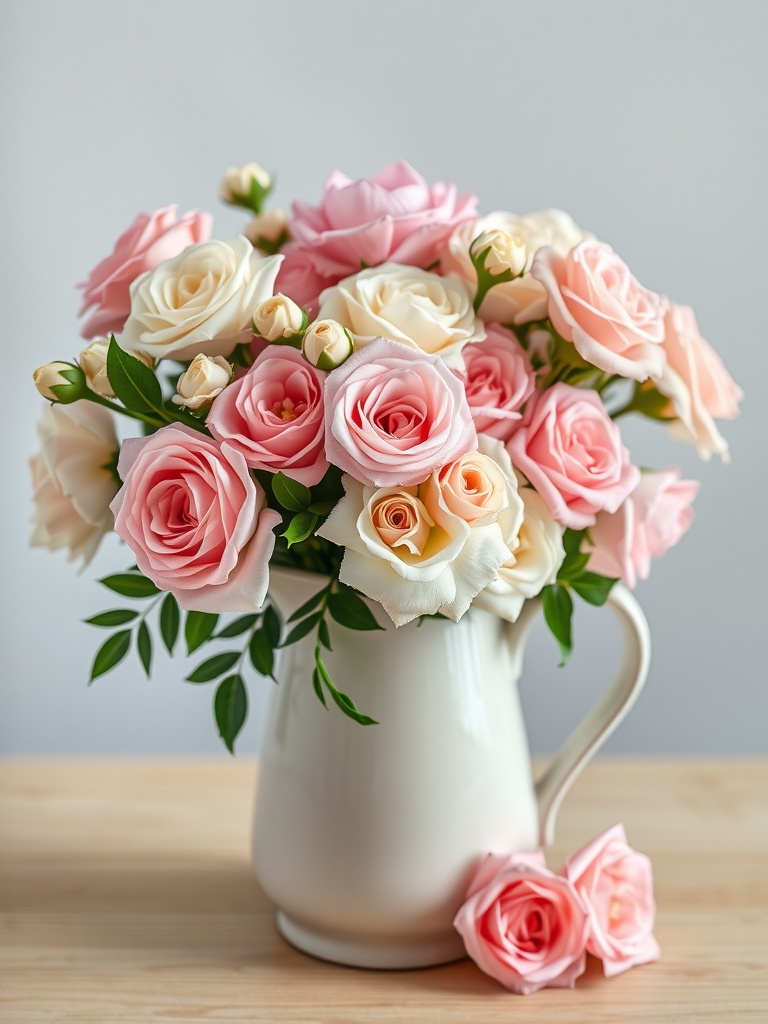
[2,0,765,756]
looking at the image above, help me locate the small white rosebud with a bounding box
[245,209,289,248]
[471,229,528,277]
[253,294,306,341]
[172,354,233,410]
[302,319,355,371]
[220,162,271,204]
[79,337,154,398]
[33,361,85,403]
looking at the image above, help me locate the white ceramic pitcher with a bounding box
[252,566,650,969]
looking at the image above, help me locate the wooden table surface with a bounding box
[1,759,766,1023]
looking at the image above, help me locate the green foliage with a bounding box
[282,511,318,547]
[99,573,160,599]
[327,586,383,632]
[249,629,275,678]
[186,650,240,683]
[215,614,259,639]
[137,621,152,677]
[159,594,180,654]
[90,630,132,681]
[84,609,139,627]
[541,584,573,666]
[272,473,312,513]
[106,335,165,419]
[185,611,219,654]
[214,675,248,754]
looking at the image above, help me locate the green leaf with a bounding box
[186,650,240,683]
[312,666,328,708]
[106,335,165,418]
[558,552,590,582]
[280,610,322,647]
[185,611,219,654]
[137,621,152,678]
[328,588,383,631]
[84,609,139,627]
[249,629,274,677]
[562,529,585,556]
[286,588,327,623]
[541,584,573,666]
[318,618,332,651]
[99,573,160,599]
[159,594,180,655]
[215,614,259,639]
[90,630,131,681]
[272,473,312,513]
[262,604,281,648]
[570,572,618,607]
[282,511,318,547]
[314,650,377,726]
[214,675,248,754]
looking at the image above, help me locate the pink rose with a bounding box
[564,825,660,977]
[654,303,743,462]
[454,851,588,994]
[277,161,476,308]
[587,468,699,588]
[276,246,336,317]
[507,383,639,530]
[207,346,328,486]
[78,206,212,339]
[111,425,281,612]
[324,337,477,487]
[531,241,665,381]
[460,325,535,440]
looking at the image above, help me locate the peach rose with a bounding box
[454,851,588,994]
[419,449,508,528]
[531,241,665,381]
[460,325,535,440]
[564,825,660,977]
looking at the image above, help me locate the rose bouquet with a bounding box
[31,160,741,750]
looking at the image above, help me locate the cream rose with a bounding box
[78,337,153,398]
[220,162,271,203]
[30,402,119,565]
[33,362,84,402]
[245,209,289,248]
[317,262,485,368]
[253,293,306,341]
[172,354,232,410]
[471,228,527,277]
[302,319,354,370]
[120,237,282,361]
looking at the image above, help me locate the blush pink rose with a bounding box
[654,303,743,462]
[276,246,336,317]
[78,206,212,339]
[111,424,281,613]
[531,241,665,381]
[564,825,660,977]
[207,345,328,486]
[277,161,476,308]
[507,383,639,530]
[460,325,535,440]
[324,337,477,487]
[587,469,699,588]
[454,851,588,995]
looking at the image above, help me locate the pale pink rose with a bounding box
[111,425,281,613]
[531,241,665,381]
[507,384,639,530]
[207,345,328,487]
[324,337,477,488]
[279,161,476,307]
[654,303,743,462]
[460,326,535,439]
[564,824,660,977]
[78,206,212,338]
[454,851,588,994]
[276,246,336,317]
[587,469,699,589]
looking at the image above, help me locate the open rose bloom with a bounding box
[31,160,739,758]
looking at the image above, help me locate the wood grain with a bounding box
[1,759,766,1022]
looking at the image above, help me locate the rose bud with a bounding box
[79,337,155,398]
[220,162,272,211]
[302,319,355,371]
[253,294,306,342]
[245,209,290,253]
[33,361,86,403]
[471,228,527,278]
[171,354,233,410]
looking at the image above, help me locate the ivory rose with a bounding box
[653,303,743,462]
[172,354,232,410]
[564,825,660,977]
[219,162,271,204]
[587,469,699,589]
[453,851,588,994]
[30,402,119,565]
[324,338,477,487]
[316,473,511,626]
[111,425,281,613]
[302,319,355,370]
[531,241,665,381]
[252,293,305,341]
[317,263,484,368]
[460,326,535,440]
[120,237,282,361]
[508,384,639,530]
[78,206,212,339]
[207,345,328,486]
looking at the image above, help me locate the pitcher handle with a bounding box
[524,583,651,847]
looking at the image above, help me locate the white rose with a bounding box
[301,319,354,370]
[33,361,84,402]
[172,354,232,410]
[441,210,593,326]
[78,337,153,398]
[30,402,119,565]
[120,237,282,361]
[245,209,289,247]
[317,262,485,369]
[253,293,306,341]
[220,162,271,203]
[471,228,527,277]
[317,474,511,627]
